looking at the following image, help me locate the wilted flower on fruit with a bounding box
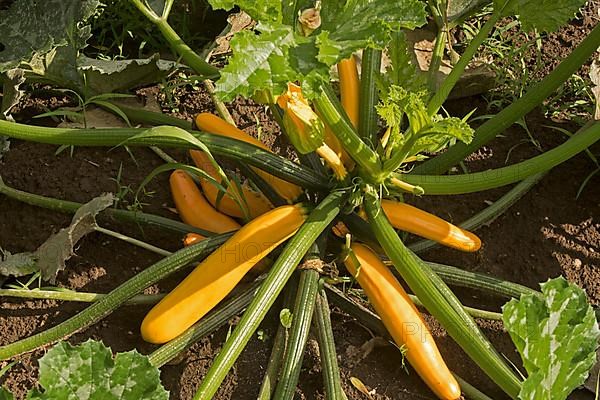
[277,83,325,154]
[297,1,321,36]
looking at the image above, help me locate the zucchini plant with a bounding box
[0,0,599,399]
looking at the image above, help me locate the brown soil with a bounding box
[1,11,600,400]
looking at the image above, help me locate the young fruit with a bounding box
[344,243,461,400]
[337,56,360,129]
[381,200,481,252]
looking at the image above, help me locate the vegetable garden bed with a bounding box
[0,87,597,399]
[0,0,599,399]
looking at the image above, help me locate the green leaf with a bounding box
[0,0,100,73]
[377,85,474,158]
[27,340,168,399]
[0,388,14,400]
[503,277,600,400]
[215,22,298,101]
[316,0,427,65]
[494,0,587,32]
[415,115,474,154]
[280,308,293,328]
[207,0,282,23]
[78,55,177,95]
[377,31,426,97]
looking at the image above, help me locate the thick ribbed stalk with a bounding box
[0,120,328,190]
[416,23,600,174]
[425,262,539,299]
[0,175,213,236]
[148,279,263,368]
[408,172,545,253]
[257,277,298,400]
[427,28,447,92]
[427,11,501,114]
[154,20,219,78]
[0,234,230,360]
[193,191,344,400]
[364,193,521,398]
[314,286,345,400]
[274,269,320,399]
[313,85,382,179]
[403,122,600,194]
[358,48,382,144]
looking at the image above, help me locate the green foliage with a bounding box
[20,340,168,399]
[317,0,427,65]
[209,0,427,100]
[503,277,600,400]
[0,0,100,73]
[376,86,474,158]
[216,22,298,101]
[0,388,13,400]
[208,0,282,22]
[494,0,588,32]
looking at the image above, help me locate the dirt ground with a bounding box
[1,6,599,400]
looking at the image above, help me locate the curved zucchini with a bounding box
[195,113,303,202]
[381,200,481,252]
[189,149,273,219]
[170,170,241,234]
[345,244,461,399]
[141,204,308,344]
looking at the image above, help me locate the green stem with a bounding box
[428,28,447,93]
[203,80,235,125]
[106,103,193,130]
[150,146,179,164]
[454,374,495,400]
[148,278,263,368]
[314,286,345,400]
[403,122,600,194]
[408,172,545,253]
[0,234,230,360]
[257,277,298,400]
[427,11,501,115]
[0,119,328,190]
[314,85,383,180]
[416,23,600,174]
[358,48,382,145]
[154,19,219,78]
[93,226,171,257]
[274,269,320,399]
[364,192,521,398]
[425,262,539,299]
[407,293,502,320]
[0,288,164,305]
[0,175,213,236]
[193,191,344,400]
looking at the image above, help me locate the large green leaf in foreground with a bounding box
[0,0,99,72]
[21,340,168,399]
[503,277,600,400]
